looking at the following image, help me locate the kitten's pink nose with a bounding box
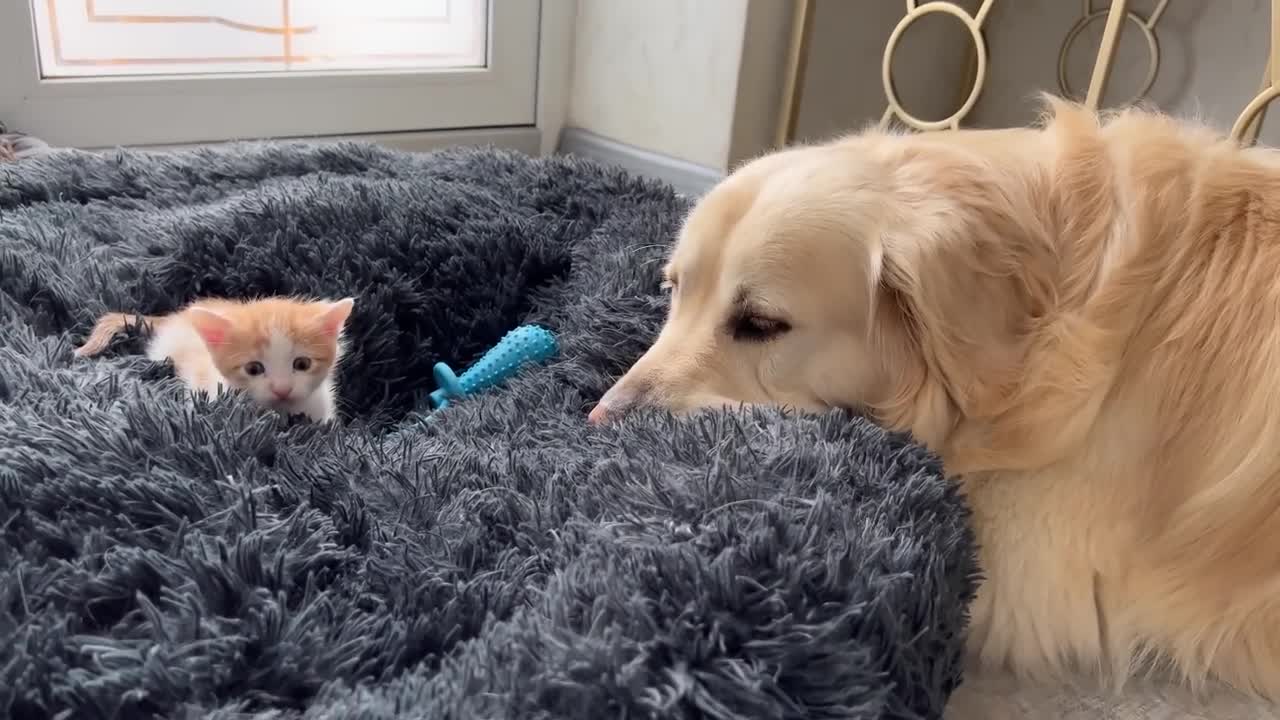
[270,384,292,400]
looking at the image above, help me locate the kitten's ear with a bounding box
[318,297,355,337]
[186,307,233,347]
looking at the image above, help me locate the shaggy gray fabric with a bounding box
[0,143,976,719]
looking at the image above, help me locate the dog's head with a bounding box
[591,126,1062,454]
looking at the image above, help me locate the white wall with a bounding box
[795,0,1280,147]
[568,0,750,170]
[565,0,792,175]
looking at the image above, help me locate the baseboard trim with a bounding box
[95,127,543,155]
[557,127,724,196]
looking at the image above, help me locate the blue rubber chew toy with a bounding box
[428,324,558,410]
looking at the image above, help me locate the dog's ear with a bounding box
[874,102,1131,474]
[872,142,1055,422]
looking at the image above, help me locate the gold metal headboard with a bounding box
[1230,1,1280,145]
[880,0,995,131]
[774,0,1278,148]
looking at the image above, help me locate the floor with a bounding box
[947,667,1279,719]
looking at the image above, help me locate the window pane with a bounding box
[31,0,488,78]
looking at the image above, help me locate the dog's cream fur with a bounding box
[591,98,1280,698]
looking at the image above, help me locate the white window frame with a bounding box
[0,1,566,151]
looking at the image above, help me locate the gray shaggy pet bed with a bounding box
[0,143,976,719]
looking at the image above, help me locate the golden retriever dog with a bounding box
[588,97,1280,699]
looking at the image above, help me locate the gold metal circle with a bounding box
[1232,84,1280,143]
[1058,9,1159,106]
[882,2,988,132]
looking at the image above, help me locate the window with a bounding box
[0,1,540,147]
[31,1,487,77]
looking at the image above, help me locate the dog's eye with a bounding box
[730,313,791,342]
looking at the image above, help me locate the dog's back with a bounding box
[963,104,1280,695]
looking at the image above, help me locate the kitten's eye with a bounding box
[292,357,312,372]
[243,361,265,376]
[730,313,792,342]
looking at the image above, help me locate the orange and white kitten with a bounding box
[76,296,355,422]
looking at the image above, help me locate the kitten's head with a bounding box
[186,297,355,414]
